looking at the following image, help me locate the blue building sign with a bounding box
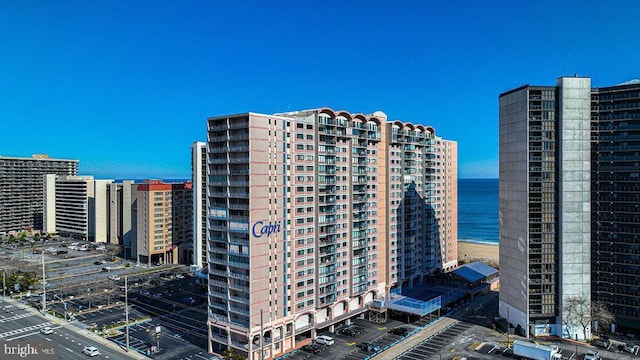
[252,220,282,238]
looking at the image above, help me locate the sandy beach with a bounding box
[458,240,499,265]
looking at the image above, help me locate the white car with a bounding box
[585,350,600,360]
[109,274,120,281]
[40,327,53,335]
[82,346,101,357]
[315,335,334,346]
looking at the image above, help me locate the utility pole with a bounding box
[2,268,5,299]
[507,307,510,347]
[260,309,264,360]
[41,251,46,315]
[54,294,67,321]
[125,276,129,352]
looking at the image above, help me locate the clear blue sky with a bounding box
[1,1,639,179]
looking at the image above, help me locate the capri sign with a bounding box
[252,221,282,238]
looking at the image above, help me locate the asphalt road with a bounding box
[0,299,142,360]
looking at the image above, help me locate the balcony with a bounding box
[319,255,336,265]
[228,202,249,210]
[318,245,336,255]
[352,240,366,249]
[229,282,250,292]
[208,268,228,277]
[210,301,229,311]
[229,121,249,130]
[228,271,250,281]
[209,158,229,164]
[210,169,229,175]
[229,156,249,164]
[353,195,367,203]
[355,177,368,184]
[229,306,250,316]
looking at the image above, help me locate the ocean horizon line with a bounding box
[458,238,498,246]
[458,177,498,180]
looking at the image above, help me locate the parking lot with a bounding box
[0,236,210,360]
[4,236,640,360]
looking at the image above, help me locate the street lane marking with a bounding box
[0,312,34,323]
[0,323,56,339]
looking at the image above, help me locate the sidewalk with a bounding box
[2,296,149,360]
[374,292,498,359]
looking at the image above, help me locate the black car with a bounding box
[357,342,381,352]
[389,327,411,336]
[594,338,609,348]
[341,327,361,336]
[303,344,322,353]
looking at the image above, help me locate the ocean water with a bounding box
[458,178,499,245]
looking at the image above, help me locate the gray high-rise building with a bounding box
[499,76,592,339]
[0,154,78,233]
[591,80,640,330]
[500,76,640,338]
[191,141,207,269]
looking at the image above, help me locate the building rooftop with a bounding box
[615,79,640,86]
[452,261,498,283]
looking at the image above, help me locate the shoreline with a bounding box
[458,238,498,246]
[458,239,499,265]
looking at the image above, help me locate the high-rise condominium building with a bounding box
[134,180,192,266]
[499,76,640,338]
[173,181,194,264]
[206,108,457,359]
[0,154,78,233]
[500,76,592,339]
[591,80,640,330]
[192,141,207,269]
[107,180,136,258]
[43,175,113,241]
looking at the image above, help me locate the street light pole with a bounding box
[507,307,511,347]
[41,251,46,315]
[125,275,129,352]
[2,268,5,299]
[54,294,67,321]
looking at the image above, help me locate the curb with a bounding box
[2,296,149,360]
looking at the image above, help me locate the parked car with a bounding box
[584,350,600,360]
[108,274,120,281]
[182,297,196,305]
[357,342,381,352]
[624,345,637,354]
[341,327,361,336]
[40,327,53,335]
[82,346,101,357]
[314,335,334,346]
[303,344,322,353]
[389,327,411,336]
[594,338,609,348]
